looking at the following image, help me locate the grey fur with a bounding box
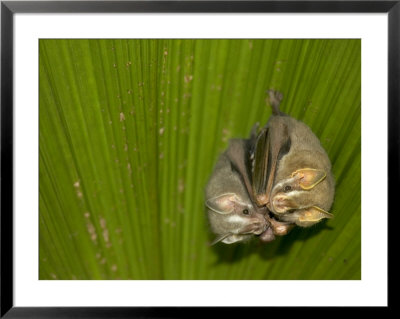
[205,138,268,244]
[259,90,335,227]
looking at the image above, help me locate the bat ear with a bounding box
[296,206,333,227]
[206,193,241,214]
[291,168,326,190]
[210,233,231,245]
[211,234,246,245]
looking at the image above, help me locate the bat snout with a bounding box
[272,194,290,213]
[252,224,267,235]
[242,217,268,235]
[271,192,300,214]
[252,219,268,235]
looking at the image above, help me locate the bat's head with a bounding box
[268,168,334,227]
[206,193,268,244]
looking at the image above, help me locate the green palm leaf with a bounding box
[39,39,360,280]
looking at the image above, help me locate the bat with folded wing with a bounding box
[252,90,335,242]
[205,133,269,245]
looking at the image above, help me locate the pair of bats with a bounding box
[205,90,335,245]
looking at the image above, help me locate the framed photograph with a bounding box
[1,0,395,317]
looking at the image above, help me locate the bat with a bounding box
[205,135,269,245]
[252,90,335,233]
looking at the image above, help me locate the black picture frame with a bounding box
[1,1,396,317]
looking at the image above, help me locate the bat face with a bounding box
[205,139,269,245]
[206,193,268,244]
[269,168,327,213]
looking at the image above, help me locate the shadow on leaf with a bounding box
[210,220,334,267]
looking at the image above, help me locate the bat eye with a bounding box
[284,185,292,192]
[242,209,249,215]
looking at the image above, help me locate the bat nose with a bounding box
[252,219,268,234]
[272,194,286,213]
[241,217,267,235]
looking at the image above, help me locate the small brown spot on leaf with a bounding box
[184,74,193,83]
[103,229,109,243]
[178,179,185,193]
[87,223,97,242]
[99,217,106,229]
